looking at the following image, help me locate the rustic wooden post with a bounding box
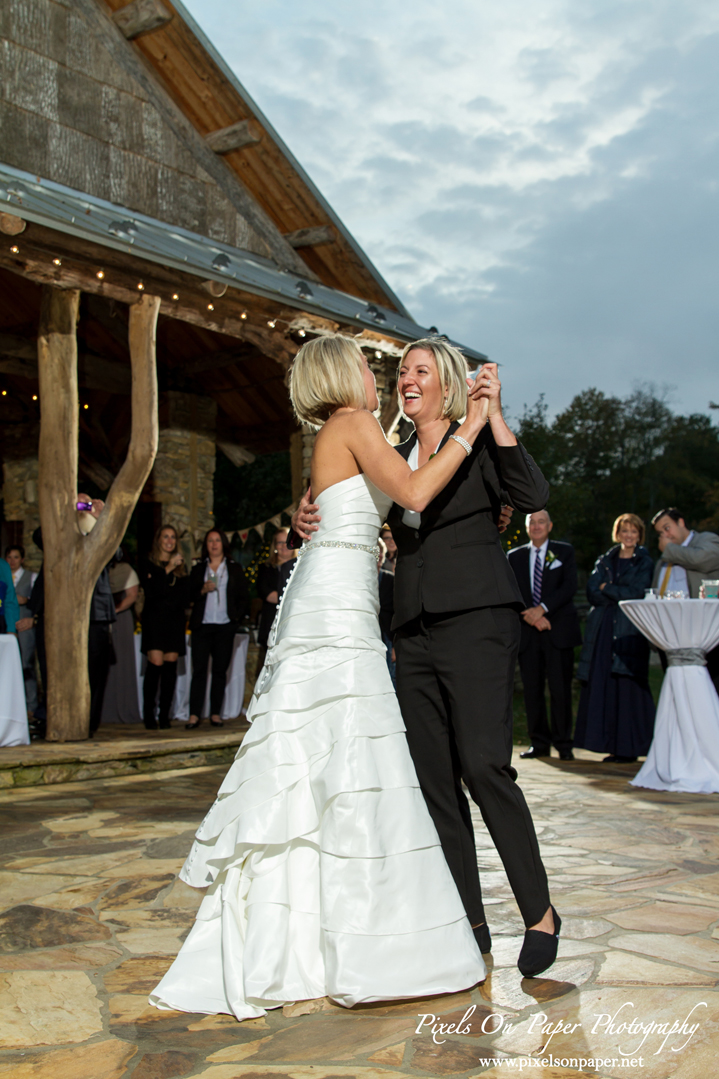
[38,287,160,741]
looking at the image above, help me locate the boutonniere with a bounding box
[545,550,557,566]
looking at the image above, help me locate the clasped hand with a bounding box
[522,605,551,632]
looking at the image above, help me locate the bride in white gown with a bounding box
[150,335,488,1019]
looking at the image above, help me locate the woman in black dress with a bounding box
[187,529,250,729]
[141,525,189,730]
[255,527,296,673]
[574,513,656,762]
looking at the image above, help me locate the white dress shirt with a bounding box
[402,437,443,529]
[202,559,230,625]
[529,539,549,612]
[664,531,694,595]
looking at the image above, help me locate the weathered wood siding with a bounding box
[0,0,271,257]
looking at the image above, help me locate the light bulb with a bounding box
[298,329,306,337]
[240,311,247,320]
[207,303,214,311]
[53,258,62,266]
[32,394,38,401]
[137,282,144,290]
[267,319,276,328]
[10,245,19,254]
[172,293,179,301]
[97,270,105,279]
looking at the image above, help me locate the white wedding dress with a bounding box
[150,473,485,1019]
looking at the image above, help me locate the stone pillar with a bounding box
[1,423,41,571]
[149,392,217,546]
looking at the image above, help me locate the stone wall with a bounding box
[0,0,270,257]
[149,392,217,552]
[1,422,41,571]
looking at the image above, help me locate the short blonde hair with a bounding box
[612,513,645,545]
[397,338,470,423]
[289,335,368,428]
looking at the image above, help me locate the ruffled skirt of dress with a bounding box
[150,548,484,1019]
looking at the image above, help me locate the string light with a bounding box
[137,282,144,291]
[32,394,38,401]
[1,390,6,396]
[83,403,89,410]
[298,329,306,337]
[240,311,247,320]
[207,303,214,311]
[10,245,19,254]
[267,319,276,328]
[96,270,105,279]
[53,258,62,266]
[375,350,382,359]
[172,293,179,301]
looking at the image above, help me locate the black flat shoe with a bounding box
[519,747,549,759]
[473,923,492,954]
[143,719,158,730]
[559,750,575,761]
[210,718,224,728]
[518,905,561,978]
[186,719,202,730]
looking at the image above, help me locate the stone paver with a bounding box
[0,751,717,1077]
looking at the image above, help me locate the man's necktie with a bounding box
[659,563,673,597]
[532,549,543,606]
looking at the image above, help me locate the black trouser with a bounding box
[518,633,575,753]
[189,623,236,718]
[395,606,550,929]
[659,645,719,696]
[88,621,112,733]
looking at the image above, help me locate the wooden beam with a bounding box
[0,333,131,393]
[0,213,26,236]
[75,0,316,278]
[206,120,262,155]
[0,236,303,369]
[112,0,172,39]
[284,226,336,249]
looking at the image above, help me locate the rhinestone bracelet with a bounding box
[450,433,473,456]
[298,539,381,562]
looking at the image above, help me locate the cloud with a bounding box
[184,0,719,417]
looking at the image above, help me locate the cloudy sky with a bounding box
[184,0,718,420]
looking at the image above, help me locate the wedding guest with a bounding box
[574,513,655,762]
[652,508,719,693]
[256,527,295,673]
[101,552,141,725]
[141,525,189,730]
[187,529,249,729]
[5,545,37,713]
[378,536,396,686]
[0,557,19,635]
[508,510,582,760]
[380,525,397,574]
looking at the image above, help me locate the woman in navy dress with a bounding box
[574,513,655,762]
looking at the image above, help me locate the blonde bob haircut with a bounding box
[289,334,368,429]
[397,337,470,423]
[612,512,646,545]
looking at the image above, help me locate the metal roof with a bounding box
[0,163,486,362]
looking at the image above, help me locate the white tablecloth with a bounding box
[134,633,249,721]
[620,599,719,793]
[0,635,29,747]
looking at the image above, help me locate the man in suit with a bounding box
[652,508,719,693]
[508,511,582,760]
[5,545,38,713]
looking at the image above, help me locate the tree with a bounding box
[38,288,160,742]
[516,385,719,570]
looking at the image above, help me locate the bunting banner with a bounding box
[232,503,297,546]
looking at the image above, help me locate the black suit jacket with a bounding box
[387,422,550,630]
[507,540,582,651]
[188,560,250,631]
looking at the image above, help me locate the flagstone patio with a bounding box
[1,750,717,1079]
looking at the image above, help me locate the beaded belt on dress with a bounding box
[298,540,381,562]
